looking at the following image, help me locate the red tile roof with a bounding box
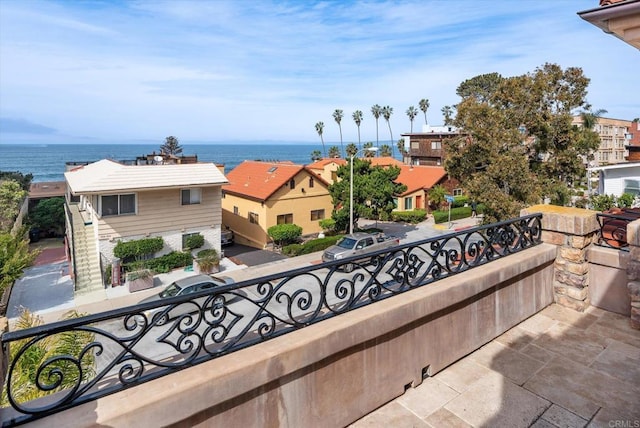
[224,161,328,201]
[395,165,447,196]
[307,156,402,170]
[307,158,346,170]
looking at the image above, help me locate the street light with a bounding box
[350,147,379,234]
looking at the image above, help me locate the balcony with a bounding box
[1,207,638,427]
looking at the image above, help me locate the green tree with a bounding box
[379,145,392,157]
[0,227,39,294]
[328,146,341,158]
[397,138,406,157]
[328,159,406,232]
[345,143,358,157]
[267,224,302,247]
[310,150,322,161]
[441,106,454,125]
[0,171,32,191]
[428,185,447,210]
[0,179,27,232]
[419,98,430,125]
[444,63,595,221]
[1,309,95,406]
[406,106,418,133]
[352,110,363,149]
[382,106,394,158]
[363,142,376,157]
[315,121,326,157]
[30,197,65,236]
[371,104,382,150]
[160,136,183,155]
[333,109,344,158]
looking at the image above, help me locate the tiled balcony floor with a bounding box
[351,304,640,428]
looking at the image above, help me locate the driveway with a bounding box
[222,244,288,267]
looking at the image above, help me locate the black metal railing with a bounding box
[596,209,640,250]
[0,214,542,426]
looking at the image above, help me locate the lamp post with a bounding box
[350,147,378,234]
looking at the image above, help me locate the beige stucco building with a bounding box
[222,161,333,249]
[572,116,633,165]
[64,159,229,291]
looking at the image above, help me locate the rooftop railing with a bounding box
[0,213,542,426]
[596,208,640,250]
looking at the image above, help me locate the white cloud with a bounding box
[0,0,638,144]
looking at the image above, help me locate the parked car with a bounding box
[321,232,399,272]
[138,274,235,325]
[221,228,234,246]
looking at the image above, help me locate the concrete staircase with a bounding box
[68,204,103,295]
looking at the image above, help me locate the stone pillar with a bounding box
[521,205,599,312]
[627,219,640,329]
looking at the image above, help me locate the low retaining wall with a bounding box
[22,244,556,428]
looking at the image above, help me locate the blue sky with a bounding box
[0,0,638,145]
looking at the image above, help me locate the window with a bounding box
[233,206,239,215]
[393,198,398,208]
[309,177,314,188]
[249,212,259,224]
[331,171,338,182]
[431,141,441,150]
[310,209,325,221]
[181,188,201,205]
[101,194,136,217]
[624,179,640,196]
[404,197,413,210]
[411,142,419,149]
[289,179,295,190]
[453,188,463,196]
[277,213,293,224]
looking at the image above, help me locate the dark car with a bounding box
[138,274,235,325]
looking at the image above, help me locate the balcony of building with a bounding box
[1,206,638,427]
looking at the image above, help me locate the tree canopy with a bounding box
[160,136,183,155]
[328,159,406,232]
[443,63,599,222]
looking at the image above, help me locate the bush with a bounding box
[589,194,616,212]
[319,218,336,233]
[392,209,427,223]
[433,205,485,224]
[282,235,343,257]
[618,193,635,208]
[114,237,164,260]
[184,233,204,250]
[125,251,192,274]
[267,224,302,246]
[451,196,470,208]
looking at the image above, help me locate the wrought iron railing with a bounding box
[0,214,542,426]
[596,209,640,250]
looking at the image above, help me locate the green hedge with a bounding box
[433,204,485,224]
[391,209,427,223]
[282,235,343,257]
[124,251,193,274]
[114,237,164,260]
[184,234,204,250]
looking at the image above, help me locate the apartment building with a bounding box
[572,116,633,165]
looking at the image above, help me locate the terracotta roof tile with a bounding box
[395,165,447,196]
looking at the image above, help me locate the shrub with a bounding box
[125,251,192,274]
[392,209,427,223]
[617,193,635,208]
[451,196,470,208]
[589,194,616,212]
[267,224,302,246]
[184,233,204,250]
[319,218,336,233]
[195,249,219,272]
[282,235,343,257]
[114,237,164,260]
[433,205,485,224]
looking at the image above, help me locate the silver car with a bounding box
[138,274,235,325]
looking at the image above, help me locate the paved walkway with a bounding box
[350,303,640,428]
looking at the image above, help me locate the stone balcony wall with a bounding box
[11,244,556,428]
[627,219,640,329]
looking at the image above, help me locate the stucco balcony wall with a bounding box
[23,244,556,428]
[588,245,630,316]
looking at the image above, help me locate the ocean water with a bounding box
[0,143,350,182]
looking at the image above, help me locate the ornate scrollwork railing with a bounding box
[1,214,542,426]
[596,209,640,250]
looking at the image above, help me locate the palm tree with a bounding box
[580,108,608,130]
[396,138,406,157]
[315,121,326,158]
[310,150,322,161]
[419,98,430,126]
[160,136,183,155]
[380,145,392,157]
[328,146,341,158]
[371,104,382,152]
[406,106,417,133]
[346,143,357,157]
[363,142,376,157]
[352,110,363,150]
[333,109,344,158]
[382,106,394,158]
